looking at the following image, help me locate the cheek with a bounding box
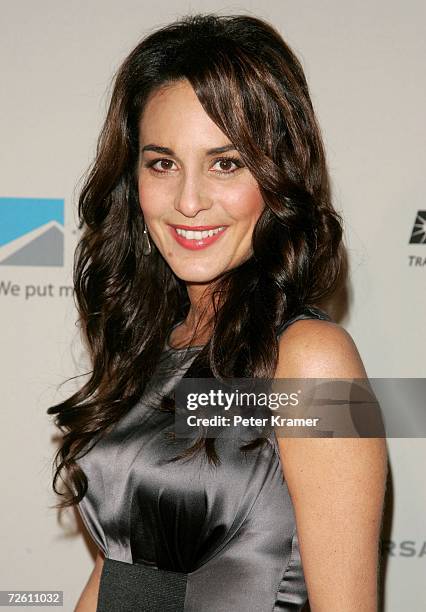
[138,179,161,219]
[224,183,264,222]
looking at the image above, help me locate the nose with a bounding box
[173,171,213,218]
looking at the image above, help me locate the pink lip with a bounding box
[168,224,228,250]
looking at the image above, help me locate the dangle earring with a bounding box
[142,220,152,256]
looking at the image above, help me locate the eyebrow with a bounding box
[140,143,237,156]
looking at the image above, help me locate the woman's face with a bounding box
[137,79,264,283]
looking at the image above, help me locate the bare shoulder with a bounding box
[276,318,367,379]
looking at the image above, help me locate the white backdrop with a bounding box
[0,1,425,610]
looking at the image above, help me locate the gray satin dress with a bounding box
[76,306,332,611]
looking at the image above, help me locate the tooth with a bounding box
[175,226,225,239]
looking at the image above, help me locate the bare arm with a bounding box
[74,550,105,612]
[275,320,388,611]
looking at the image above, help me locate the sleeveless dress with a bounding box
[75,306,332,611]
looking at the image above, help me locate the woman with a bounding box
[47,13,388,611]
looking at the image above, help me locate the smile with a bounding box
[168,224,228,250]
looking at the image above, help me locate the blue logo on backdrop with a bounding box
[0,197,64,266]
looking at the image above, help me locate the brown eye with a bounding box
[158,159,174,170]
[212,157,244,174]
[219,159,233,171]
[145,158,177,173]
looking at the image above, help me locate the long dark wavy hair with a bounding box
[47,13,346,509]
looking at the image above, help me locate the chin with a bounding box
[170,264,228,284]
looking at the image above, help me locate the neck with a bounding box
[181,282,210,337]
